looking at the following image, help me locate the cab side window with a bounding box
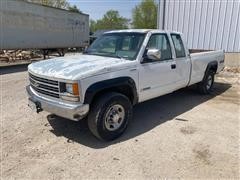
[146,34,172,61]
[171,34,186,58]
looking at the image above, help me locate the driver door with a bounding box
[138,33,178,102]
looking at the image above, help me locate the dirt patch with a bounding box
[193,145,212,165]
[224,67,240,74]
[180,126,197,135]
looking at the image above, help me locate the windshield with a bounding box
[86,33,146,60]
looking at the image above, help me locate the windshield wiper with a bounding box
[115,54,123,59]
[83,52,128,60]
[115,54,130,60]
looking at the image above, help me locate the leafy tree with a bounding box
[132,0,157,29]
[25,0,70,9]
[68,5,81,13]
[25,0,81,13]
[90,19,97,33]
[90,10,129,32]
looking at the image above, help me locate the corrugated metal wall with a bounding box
[158,0,240,52]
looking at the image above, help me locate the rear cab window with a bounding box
[170,34,186,58]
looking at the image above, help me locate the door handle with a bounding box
[171,64,176,69]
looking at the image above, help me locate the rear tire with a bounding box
[198,70,215,94]
[87,92,132,141]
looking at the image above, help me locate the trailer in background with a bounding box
[0,0,89,58]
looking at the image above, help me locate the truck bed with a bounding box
[189,49,225,85]
[189,49,213,54]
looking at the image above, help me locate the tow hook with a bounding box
[36,102,43,113]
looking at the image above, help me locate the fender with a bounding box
[84,77,138,105]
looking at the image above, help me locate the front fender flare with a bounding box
[84,77,138,105]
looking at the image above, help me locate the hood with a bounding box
[28,54,136,80]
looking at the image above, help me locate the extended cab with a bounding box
[27,29,225,141]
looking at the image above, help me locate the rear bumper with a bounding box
[26,85,89,121]
[218,59,225,72]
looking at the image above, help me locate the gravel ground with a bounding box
[1,66,239,179]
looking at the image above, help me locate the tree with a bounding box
[90,19,97,33]
[25,0,70,9]
[132,0,157,29]
[25,0,81,12]
[90,10,129,32]
[68,5,81,13]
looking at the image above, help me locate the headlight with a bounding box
[60,83,80,102]
[65,83,79,95]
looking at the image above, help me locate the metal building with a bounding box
[158,0,240,52]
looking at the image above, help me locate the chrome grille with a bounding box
[29,73,60,98]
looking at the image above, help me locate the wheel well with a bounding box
[91,85,136,106]
[208,61,218,73]
[84,77,138,106]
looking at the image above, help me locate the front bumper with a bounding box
[26,85,89,121]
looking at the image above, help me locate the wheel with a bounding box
[198,70,215,94]
[87,92,132,141]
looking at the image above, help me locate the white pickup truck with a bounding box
[27,29,224,141]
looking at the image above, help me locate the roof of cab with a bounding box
[104,29,181,34]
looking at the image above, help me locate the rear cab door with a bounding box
[138,32,179,102]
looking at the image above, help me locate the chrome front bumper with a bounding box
[26,85,89,121]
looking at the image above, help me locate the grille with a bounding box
[29,73,60,98]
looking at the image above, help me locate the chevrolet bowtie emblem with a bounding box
[33,81,39,87]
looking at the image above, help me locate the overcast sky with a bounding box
[67,0,142,20]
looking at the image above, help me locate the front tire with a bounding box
[88,92,132,141]
[198,70,215,94]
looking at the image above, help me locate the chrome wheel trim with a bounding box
[105,104,125,131]
[206,75,213,90]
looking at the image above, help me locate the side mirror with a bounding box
[144,49,161,61]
